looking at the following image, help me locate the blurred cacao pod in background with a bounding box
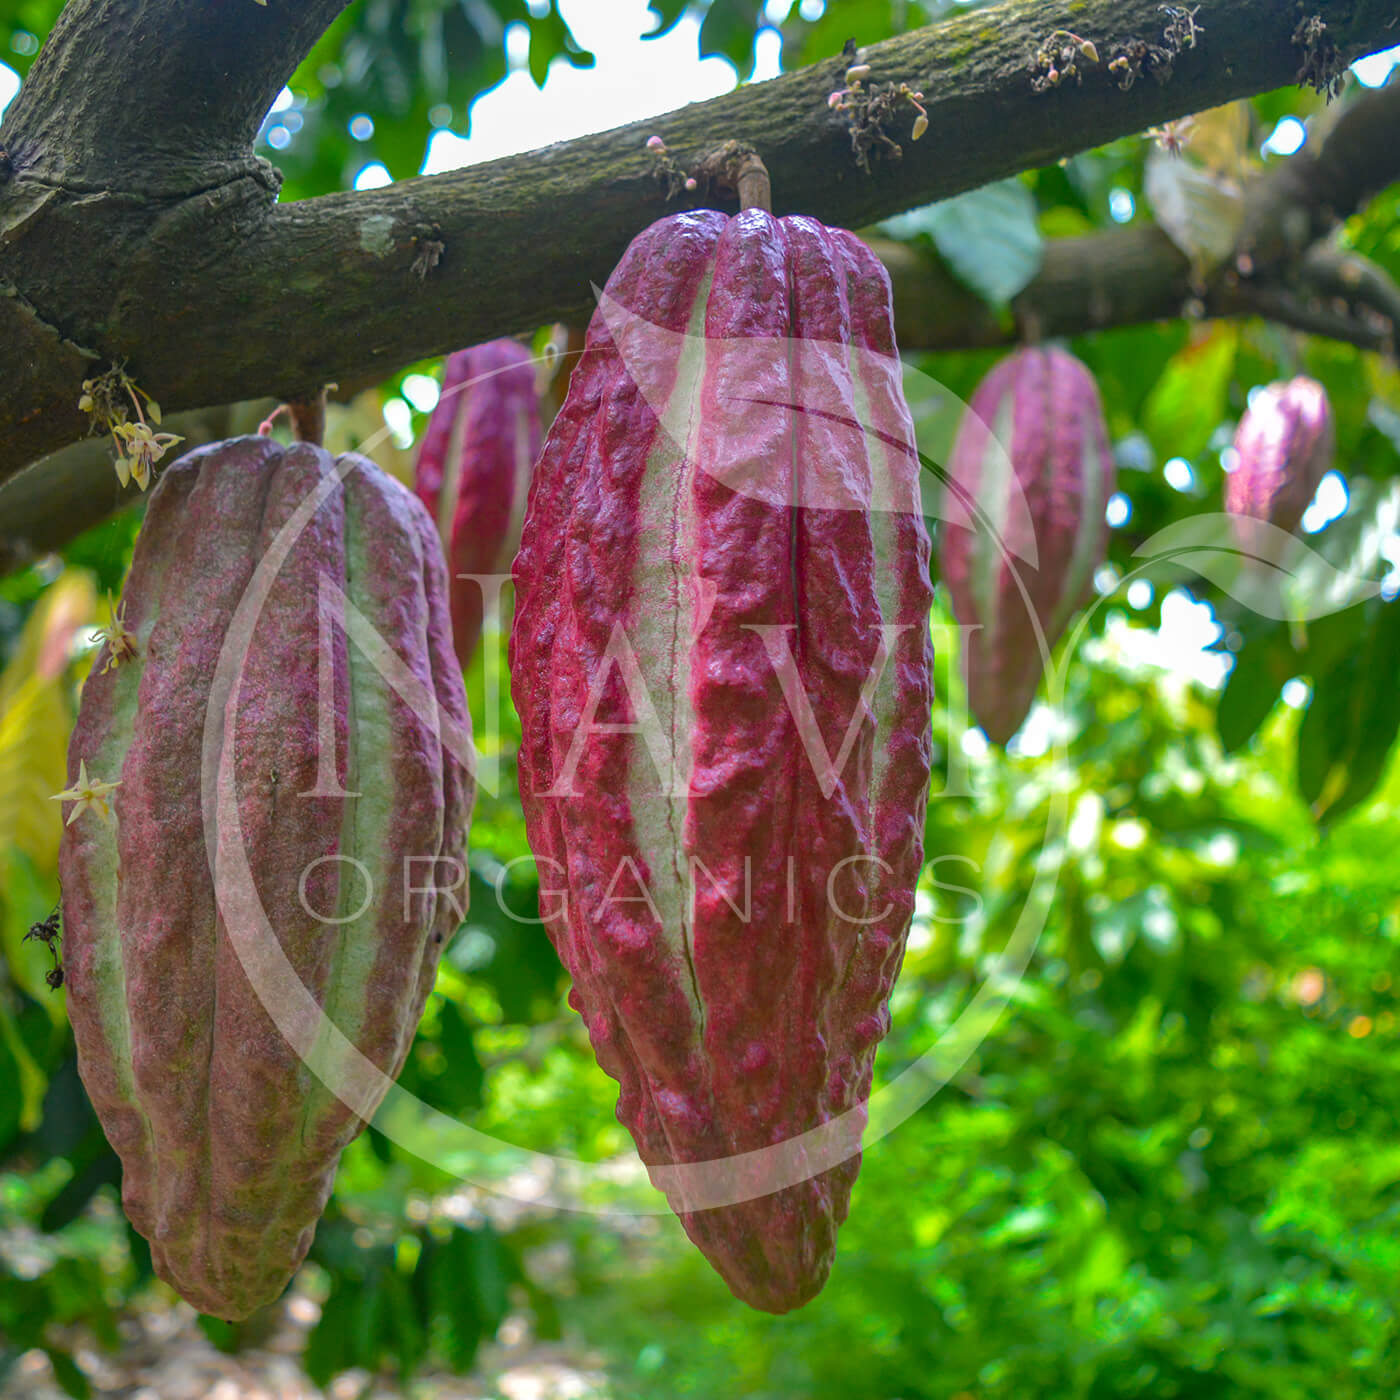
[940,345,1116,746]
[1226,375,1334,535]
[415,340,541,670]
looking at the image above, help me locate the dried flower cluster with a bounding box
[1030,30,1100,93]
[1106,4,1202,91]
[78,364,182,491]
[828,60,929,171]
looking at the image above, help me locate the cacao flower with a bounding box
[415,339,541,669]
[510,209,934,1312]
[1227,375,1334,536]
[59,437,474,1320]
[940,345,1115,745]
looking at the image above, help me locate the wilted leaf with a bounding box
[0,674,71,878]
[1144,149,1245,272]
[0,573,94,898]
[1185,101,1255,181]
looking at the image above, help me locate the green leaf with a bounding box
[527,6,593,86]
[645,0,690,36]
[0,997,48,1134]
[1302,601,1370,679]
[382,1268,428,1379]
[437,998,485,1111]
[421,1223,512,1373]
[1296,599,1400,827]
[697,0,764,73]
[0,1023,23,1152]
[39,1149,121,1234]
[302,1283,359,1389]
[196,1316,239,1353]
[1217,634,1295,754]
[44,1348,90,1400]
[1142,324,1237,462]
[305,1268,388,1388]
[450,863,564,1023]
[882,180,1044,307]
[1284,477,1400,622]
[2,844,63,1018]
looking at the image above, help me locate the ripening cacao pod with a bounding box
[1227,376,1334,535]
[58,437,474,1320]
[415,339,541,669]
[510,208,934,1312]
[940,345,1115,746]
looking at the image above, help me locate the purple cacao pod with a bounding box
[58,438,474,1320]
[1227,376,1334,535]
[415,339,541,669]
[940,346,1115,745]
[509,209,934,1312]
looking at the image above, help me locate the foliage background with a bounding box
[3,1,1400,1396]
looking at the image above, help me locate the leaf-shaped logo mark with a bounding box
[1133,512,1382,620]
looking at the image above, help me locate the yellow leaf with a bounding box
[0,570,100,880]
[1185,101,1256,182]
[0,672,71,876]
[0,569,98,713]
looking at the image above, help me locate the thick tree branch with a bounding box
[2,0,1398,491]
[884,225,1395,355]
[2,0,349,190]
[883,76,1400,354]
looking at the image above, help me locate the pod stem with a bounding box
[736,153,772,212]
[258,384,337,446]
[694,142,772,213]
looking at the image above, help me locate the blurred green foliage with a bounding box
[3,0,1400,1396]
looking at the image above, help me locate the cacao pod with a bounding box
[940,345,1115,746]
[509,208,934,1312]
[415,339,541,669]
[58,438,474,1320]
[1227,375,1334,535]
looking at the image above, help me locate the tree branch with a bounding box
[0,400,275,576]
[2,0,1398,490]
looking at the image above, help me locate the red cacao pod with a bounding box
[415,340,541,668]
[1227,376,1334,535]
[940,346,1115,746]
[509,209,934,1312]
[58,438,474,1320]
